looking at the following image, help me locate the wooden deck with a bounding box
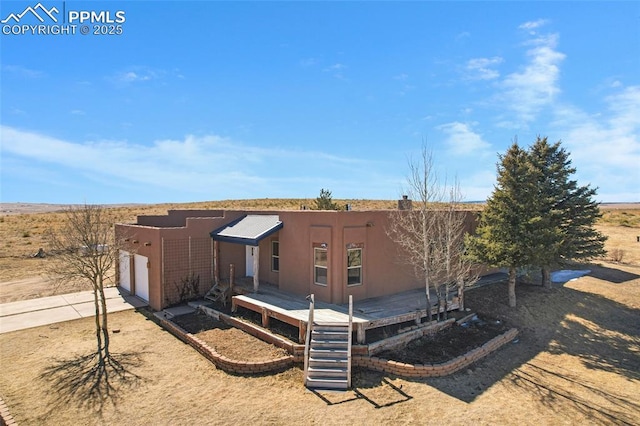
[231,284,460,344]
[230,273,508,344]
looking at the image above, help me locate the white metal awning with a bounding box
[210,215,282,246]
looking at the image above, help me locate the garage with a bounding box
[134,254,149,302]
[118,250,131,292]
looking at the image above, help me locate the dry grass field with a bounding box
[0,262,638,425]
[0,201,639,425]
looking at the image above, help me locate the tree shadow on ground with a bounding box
[311,370,413,409]
[586,263,639,284]
[40,350,145,417]
[509,361,640,425]
[419,265,639,417]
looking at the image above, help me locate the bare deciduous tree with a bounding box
[432,185,478,318]
[387,144,477,321]
[45,204,139,407]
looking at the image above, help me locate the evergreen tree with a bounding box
[466,142,541,307]
[313,188,340,210]
[529,137,606,287]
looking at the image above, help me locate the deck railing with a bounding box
[303,294,315,386]
[347,294,353,388]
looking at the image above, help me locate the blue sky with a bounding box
[1,1,639,204]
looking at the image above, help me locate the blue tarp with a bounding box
[550,269,591,283]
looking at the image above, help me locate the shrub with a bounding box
[172,273,201,304]
[609,248,625,263]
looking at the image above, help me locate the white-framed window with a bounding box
[347,247,362,286]
[314,247,328,285]
[271,240,279,272]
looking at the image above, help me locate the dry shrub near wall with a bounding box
[609,248,625,263]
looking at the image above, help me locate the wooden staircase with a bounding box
[205,282,230,306]
[306,323,350,390]
[304,295,353,391]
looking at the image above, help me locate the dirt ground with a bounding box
[1,260,638,425]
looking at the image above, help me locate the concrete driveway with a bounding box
[0,287,147,334]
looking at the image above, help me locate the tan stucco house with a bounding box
[115,206,481,312]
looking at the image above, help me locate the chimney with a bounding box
[398,195,412,210]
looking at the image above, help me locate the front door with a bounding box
[246,246,255,277]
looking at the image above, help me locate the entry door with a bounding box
[246,246,255,277]
[119,250,131,292]
[134,254,149,302]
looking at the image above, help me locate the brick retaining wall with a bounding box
[367,318,456,355]
[354,328,519,377]
[160,318,295,374]
[0,394,17,426]
[208,307,306,361]
[160,310,519,378]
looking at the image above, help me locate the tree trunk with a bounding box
[541,267,551,289]
[457,276,465,311]
[508,267,517,308]
[92,281,103,363]
[425,275,432,322]
[98,281,110,359]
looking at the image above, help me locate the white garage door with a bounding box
[134,254,149,302]
[119,250,131,292]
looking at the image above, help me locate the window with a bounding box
[314,247,327,285]
[347,248,362,286]
[271,240,279,272]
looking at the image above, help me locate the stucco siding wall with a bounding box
[115,224,163,310]
[258,236,280,286]
[117,208,486,310]
[276,211,421,304]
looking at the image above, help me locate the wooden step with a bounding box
[312,330,349,339]
[305,377,348,390]
[310,339,348,348]
[304,308,352,391]
[307,366,348,378]
[309,348,348,358]
[309,357,348,369]
[313,324,349,332]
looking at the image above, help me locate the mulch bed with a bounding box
[174,306,509,366]
[172,311,289,362]
[376,316,509,364]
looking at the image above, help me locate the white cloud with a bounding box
[550,86,640,198]
[437,122,492,156]
[518,19,549,32]
[459,170,497,201]
[323,63,347,79]
[0,126,398,200]
[2,64,44,78]
[118,71,151,83]
[464,57,503,80]
[300,57,318,67]
[324,63,346,71]
[110,67,161,85]
[500,31,565,125]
